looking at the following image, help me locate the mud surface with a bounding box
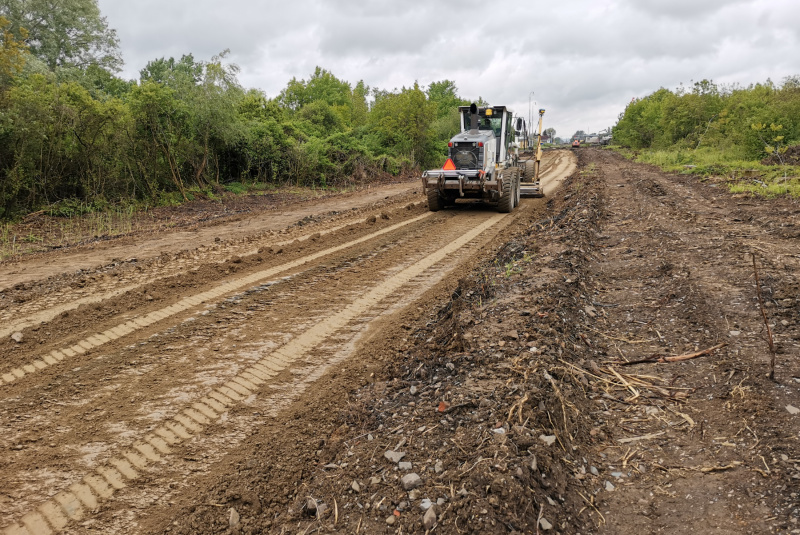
[3,149,800,535]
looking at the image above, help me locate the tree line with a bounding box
[0,0,469,218]
[613,77,800,163]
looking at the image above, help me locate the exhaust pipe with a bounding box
[469,103,478,132]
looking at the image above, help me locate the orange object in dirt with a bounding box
[438,401,451,412]
[442,158,456,170]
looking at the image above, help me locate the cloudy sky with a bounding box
[97,0,799,139]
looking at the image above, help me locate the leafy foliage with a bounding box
[613,77,800,197]
[613,78,800,160]
[0,0,120,70]
[0,4,479,219]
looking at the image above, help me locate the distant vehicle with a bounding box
[571,139,580,148]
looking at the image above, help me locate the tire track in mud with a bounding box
[0,194,422,341]
[0,213,432,388]
[0,211,510,535]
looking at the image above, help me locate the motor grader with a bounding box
[421,103,544,212]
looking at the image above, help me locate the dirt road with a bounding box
[0,152,576,534]
[147,149,797,535]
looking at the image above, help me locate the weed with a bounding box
[618,147,800,198]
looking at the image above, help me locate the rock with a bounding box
[492,427,506,435]
[729,330,741,336]
[434,461,443,473]
[370,476,381,485]
[590,466,599,476]
[410,385,418,395]
[584,306,597,318]
[228,507,240,528]
[505,330,519,340]
[385,450,406,463]
[437,497,446,506]
[611,471,624,479]
[401,473,423,490]
[351,480,361,493]
[539,434,557,446]
[399,461,412,471]
[539,517,553,530]
[423,506,437,530]
[547,496,557,506]
[605,481,616,491]
[386,515,396,525]
[408,489,420,500]
[11,332,23,343]
[305,497,318,515]
[787,405,800,415]
[446,362,455,371]
[420,498,433,510]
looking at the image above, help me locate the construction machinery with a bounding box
[421,103,545,213]
[519,108,546,198]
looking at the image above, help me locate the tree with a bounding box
[278,67,351,111]
[0,0,120,70]
[427,80,461,118]
[140,54,203,87]
[369,83,437,168]
[544,127,556,140]
[0,14,27,89]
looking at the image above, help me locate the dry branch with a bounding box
[619,343,727,366]
[752,254,777,380]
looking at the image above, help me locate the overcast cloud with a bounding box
[97,0,799,139]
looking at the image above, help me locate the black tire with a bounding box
[427,189,442,211]
[522,160,535,180]
[497,171,514,213]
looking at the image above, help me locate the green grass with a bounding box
[610,145,800,198]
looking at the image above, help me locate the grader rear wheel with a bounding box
[427,189,443,211]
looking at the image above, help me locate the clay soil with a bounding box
[2,149,799,535]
